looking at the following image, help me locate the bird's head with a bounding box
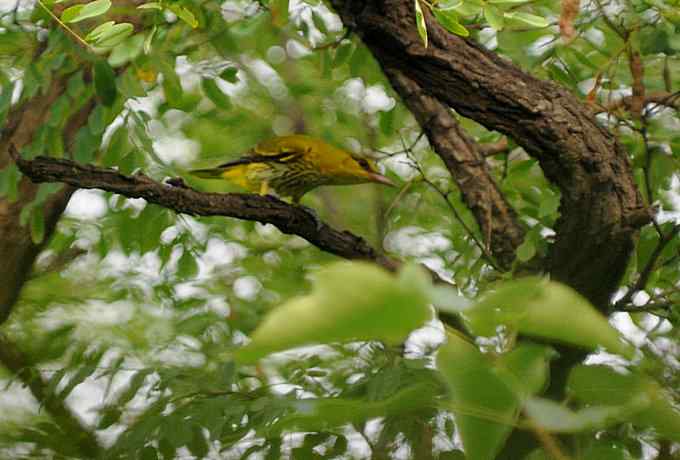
[330,153,394,186]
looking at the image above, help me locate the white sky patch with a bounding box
[384,227,452,257]
[203,238,248,266]
[363,84,395,114]
[65,189,108,220]
[286,39,311,59]
[74,300,135,325]
[234,276,262,301]
[243,57,289,100]
[583,27,606,47]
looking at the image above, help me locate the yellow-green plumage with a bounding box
[190,135,393,202]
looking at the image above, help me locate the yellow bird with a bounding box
[189,135,394,203]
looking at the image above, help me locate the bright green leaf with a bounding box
[432,8,469,36]
[166,4,198,28]
[484,5,504,30]
[465,278,633,358]
[414,0,428,47]
[503,11,550,28]
[138,2,162,10]
[61,0,111,23]
[201,78,232,110]
[568,365,680,442]
[524,397,645,432]
[437,332,518,460]
[234,262,432,363]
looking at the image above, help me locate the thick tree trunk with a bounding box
[330,0,649,309]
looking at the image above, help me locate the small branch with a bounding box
[613,224,680,310]
[480,137,509,157]
[594,91,680,115]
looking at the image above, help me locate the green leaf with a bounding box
[333,41,354,68]
[503,11,550,28]
[270,0,289,27]
[61,0,111,23]
[437,332,518,460]
[484,5,504,30]
[166,4,198,28]
[414,0,428,47]
[516,238,535,262]
[379,109,395,136]
[311,11,328,34]
[432,8,469,36]
[93,59,117,106]
[497,343,555,399]
[30,205,45,244]
[88,22,134,48]
[177,249,198,278]
[160,61,183,108]
[219,67,239,83]
[234,262,432,363]
[108,33,145,67]
[201,78,232,110]
[465,278,633,358]
[487,0,530,3]
[568,365,680,442]
[523,397,644,433]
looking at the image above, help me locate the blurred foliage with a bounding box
[0,0,679,459]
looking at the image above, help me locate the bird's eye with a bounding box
[357,158,370,169]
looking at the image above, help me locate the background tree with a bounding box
[0,0,679,459]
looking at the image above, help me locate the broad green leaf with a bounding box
[568,365,680,442]
[414,0,428,47]
[523,397,645,432]
[108,33,144,67]
[61,0,111,23]
[166,4,198,28]
[93,59,117,106]
[515,238,535,262]
[91,22,134,48]
[484,5,504,30]
[503,11,550,28]
[333,42,354,67]
[487,0,530,3]
[160,61,183,108]
[497,343,555,398]
[85,20,115,42]
[432,8,469,36]
[201,78,232,110]
[437,332,518,460]
[465,278,633,358]
[450,0,483,17]
[269,382,438,434]
[234,262,432,363]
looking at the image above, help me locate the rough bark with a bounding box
[385,69,524,269]
[330,0,650,308]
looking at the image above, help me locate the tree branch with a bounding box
[382,69,524,269]
[12,153,401,271]
[329,0,650,308]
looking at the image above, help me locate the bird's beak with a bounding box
[368,173,395,187]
